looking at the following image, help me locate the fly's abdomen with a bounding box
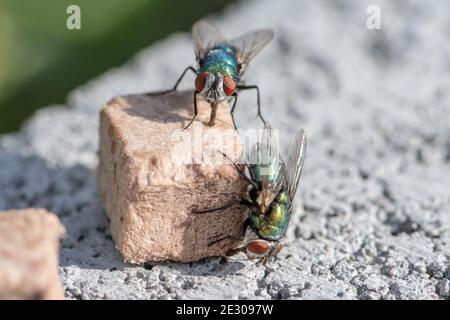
[200,46,239,81]
[250,194,291,241]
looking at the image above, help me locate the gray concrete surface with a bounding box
[1,0,450,299]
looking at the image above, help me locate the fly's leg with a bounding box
[225,246,245,257]
[193,198,253,215]
[208,218,250,248]
[256,243,282,265]
[218,246,245,264]
[208,234,242,246]
[230,93,238,113]
[147,66,197,96]
[239,198,255,208]
[192,201,239,214]
[230,94,238,130]
[184,91,199,129]
[172,66,197,91]
[256,256,269,266]
[236,84,266,126]
[216,151,257,190]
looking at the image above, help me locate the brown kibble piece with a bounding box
[0,209,65,300]
[98,90,248,263]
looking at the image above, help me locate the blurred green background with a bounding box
[0,0,233,133]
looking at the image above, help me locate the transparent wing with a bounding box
[192,20,226,60]
[286,129,307,202]
[249,123,286,207]
[229,29,274,73]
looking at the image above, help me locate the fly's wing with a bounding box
[192,20,227,61]
[286,129,307,209]
[228,29,274,73]
[250,123,286,209]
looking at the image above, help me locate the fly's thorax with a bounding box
[200,46,239,81]
[214,43,235,55]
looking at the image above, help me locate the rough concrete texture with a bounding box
[98,93,247,263]
[0,209,65,299]
[0,0,449,299]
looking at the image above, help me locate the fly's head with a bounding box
[244,239,283,265]
[195,72,236,103]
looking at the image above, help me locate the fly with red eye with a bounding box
[146,20,274,129]
[194,72,208,93]
[222,75,236,96]
[196,124,307,266]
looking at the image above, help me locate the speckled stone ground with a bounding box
[1,0,450,299]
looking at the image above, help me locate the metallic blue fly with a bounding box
[149,20,274,129]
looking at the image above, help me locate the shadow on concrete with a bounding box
[0,149,248,275]
[0,150,126,271]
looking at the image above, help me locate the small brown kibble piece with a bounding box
[0,209,65,300]
[98,90,248,263]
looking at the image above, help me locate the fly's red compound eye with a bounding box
[223,75,236,96]
[246,240,271,256]
[195,72,208,92]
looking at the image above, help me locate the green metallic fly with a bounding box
[206,124,307,264]
[149,20,274,129]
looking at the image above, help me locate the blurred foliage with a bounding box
[0,0,233,133]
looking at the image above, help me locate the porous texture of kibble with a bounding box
[98,93,247,263]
